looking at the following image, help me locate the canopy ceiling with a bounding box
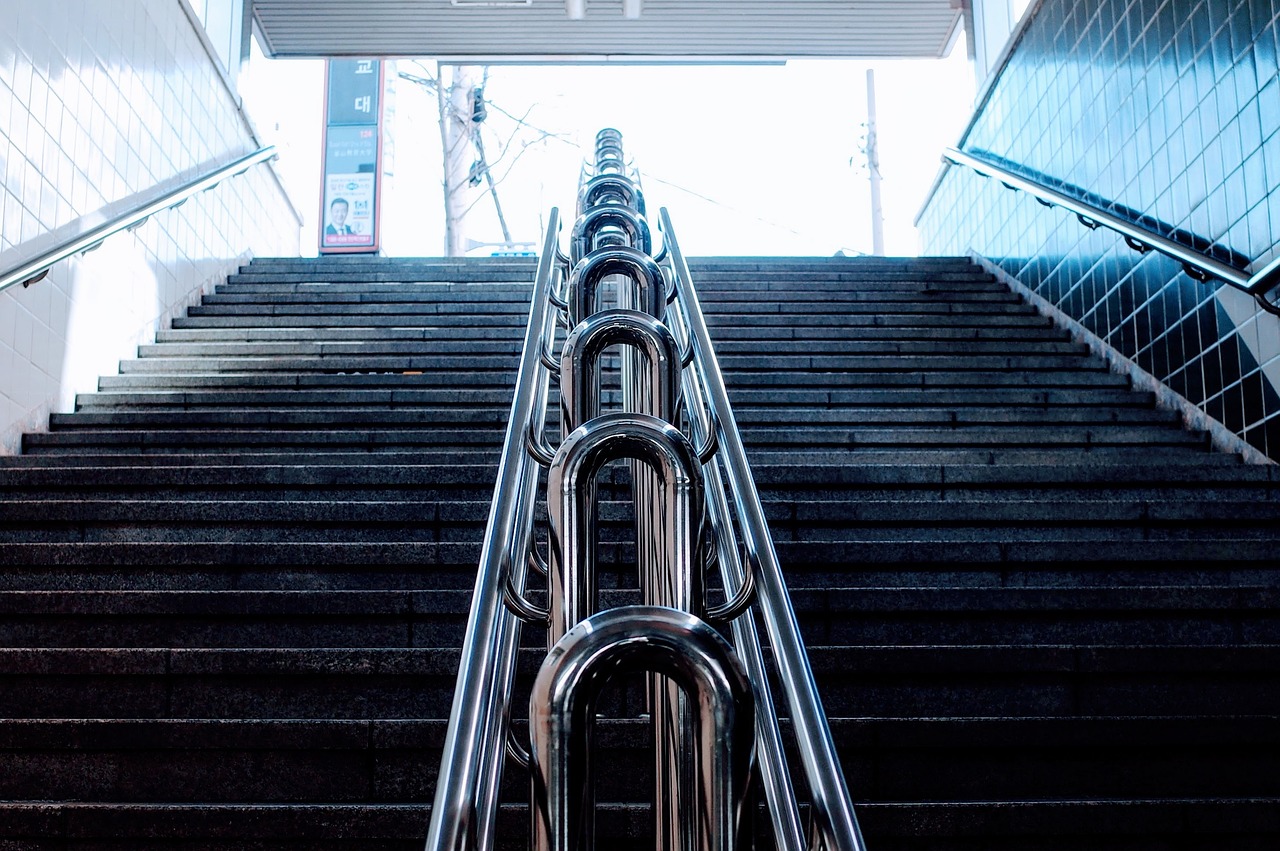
[251,0,967,62]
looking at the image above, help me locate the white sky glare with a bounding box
[244,37,978,258]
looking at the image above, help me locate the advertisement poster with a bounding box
[320,59,383,254]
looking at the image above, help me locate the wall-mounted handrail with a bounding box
[942,146,1280,313]
[0,146,279,295]
[659,206,869,851]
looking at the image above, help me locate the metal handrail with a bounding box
[660,206,869,851]
[429,129,866,851]
[662,270,806,851]
[942,147,1280,314]
[530,605,756,851]
[425,209,564,851]
[553,128,700,851]
[0,146,279,294]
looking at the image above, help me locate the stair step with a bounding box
[136,341,529,357]
[0,541,488,567]
[720,354,1100,370]
[702,311,1054,328]
[186,303,532,316]
[75,389,527,409]
[0,644,1273,718]
[155,327,530,342]
[96,372,527,390]
[54,407,1179,431]
[0,715,1274,804]
[721,370,1134,387]
[98,369,1129,390]
[171,313,530,328]
[131,340,1092,358]
[3,252,1275,851]
[117,355,521,373]
[743,446,1237,465]
[50,410,524,427]
[0,586,1273,647]
[21,429,509,452]
[0,798,1274,851]
[709,325,1066,341]
[207,287,533,302]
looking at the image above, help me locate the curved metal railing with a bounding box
[0,146,280,294]
[942,146,1280,314]
[425,128,866,851]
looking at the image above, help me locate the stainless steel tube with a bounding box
[545,412,705,646]
[567,245,667,325]
[578,174,642,214]
[529,605,755,851]
[559,309,680,435]
[570,205,652,262]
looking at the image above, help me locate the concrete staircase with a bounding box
[0,254,1277,849]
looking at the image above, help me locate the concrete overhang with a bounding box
[251,0,967,62]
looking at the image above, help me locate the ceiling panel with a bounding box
[252,0,966,61]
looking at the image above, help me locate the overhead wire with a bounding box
[399,62,863,251]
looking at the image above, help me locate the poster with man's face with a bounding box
[320,60,381,253]
[323,174,375,248]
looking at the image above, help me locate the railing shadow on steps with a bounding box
[425,129,867,851]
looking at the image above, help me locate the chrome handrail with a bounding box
[942,146,1280,313]
[661,267,806,851]
[546,412,706,646]
[0,146,279,294]
[425,209,565,851]
[552,129,699,851]
[659,206,869,851]
[530,606,756,851]
[429,128,867,851]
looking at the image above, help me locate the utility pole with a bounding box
[403,61,546,256]
[865,67,885,256]
[437,63,480,257]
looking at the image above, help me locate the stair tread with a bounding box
[3,252,1276,849]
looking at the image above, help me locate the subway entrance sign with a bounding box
[320,59,384,254]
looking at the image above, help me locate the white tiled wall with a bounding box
[0,0,301,455]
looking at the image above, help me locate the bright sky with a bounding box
[243,35,978,259]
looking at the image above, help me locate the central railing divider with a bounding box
[425,128,867,851]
